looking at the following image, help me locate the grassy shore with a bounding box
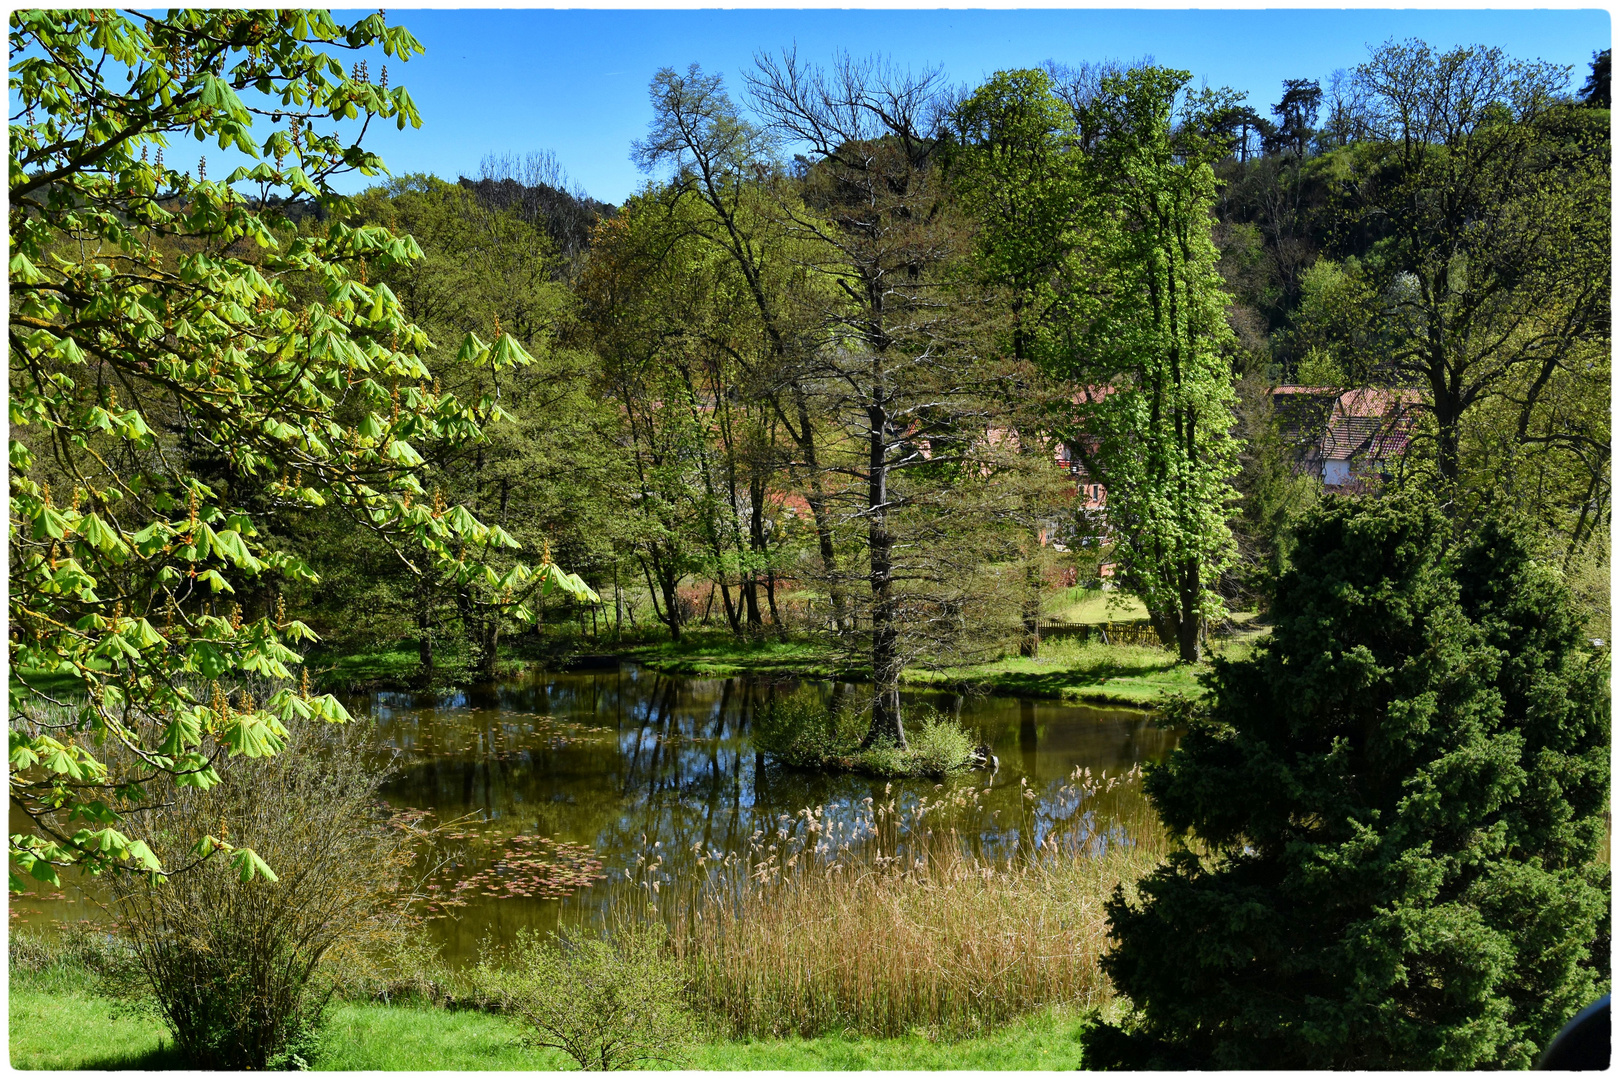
[624,632,849,679]
[275,596,1271,708]
[905,630,1269,707]
[624,628,1270,707]
[8,970,1093,1070]
[13,769,1155,1071]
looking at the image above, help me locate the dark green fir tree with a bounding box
[1084,494,1610,1069]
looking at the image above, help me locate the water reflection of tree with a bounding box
[369,667,1181,961]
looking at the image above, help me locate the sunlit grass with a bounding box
[909,637,1193,705]
[680,1007,1093,1069]
[908,625,1273,706]
[9,976,182,1070]
[629,629,844,678]
[299,599,1272,708]
[628,626,1223,706]
[624,609,1272,707]
[9,959,1101,1070]
[1045,587,1150,625]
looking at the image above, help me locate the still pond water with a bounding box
[14,663,1181,965]
[369,663,1180,963]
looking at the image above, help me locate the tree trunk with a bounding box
[743,474,768,633]
[613,562,623,638]
[415,578,435,682]
[861,392,906,752]
[1020,541,1043,658]
[790,384,851,632]
[1176,558,1203,663]
[660,571,683,641]
[764,567,782,630]
[716,574,740,634]
[640,553,681,642]
[1435,406,1461,488]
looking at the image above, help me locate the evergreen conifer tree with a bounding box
[1083,494,1610,1069]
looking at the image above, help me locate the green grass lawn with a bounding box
[596,602,1271,707]
[1045,586,1150,625]
[311,645,425,690]
[907,626,1271,707]
[9,976,1091,1070]
[8,667,99,701]
[626,630,848,679]
[907,640,1199,706]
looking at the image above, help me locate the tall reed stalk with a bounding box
[621,768,1167,1039]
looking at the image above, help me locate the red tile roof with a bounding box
[1319,388,1422,462]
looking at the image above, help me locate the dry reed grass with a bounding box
[623,768,1169,1039]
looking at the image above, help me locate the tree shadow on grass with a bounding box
[78,1040,191,1071]
[940,651,1189,702]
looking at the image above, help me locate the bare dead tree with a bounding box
[746,50,1022,749]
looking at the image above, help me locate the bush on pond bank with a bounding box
[104,719,434,1070]
[471,923,694,1069]
[754,694,979,777]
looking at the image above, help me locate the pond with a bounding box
[368,663,1180,964]
[11,663,1182,966]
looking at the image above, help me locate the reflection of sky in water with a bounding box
[10,665,1179,963]
[359,664,1181,961]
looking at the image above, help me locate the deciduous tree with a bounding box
[948,68,1088,656]
[8,9,592,888]
[747,51,1019,748]
[633,65,852,632]
[1062,67,1244,661]
[1327,40,1609,488]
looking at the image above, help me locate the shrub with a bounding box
[859,713,976,777]
[473,924,693,1070]
[753,691,867,767]
[108,719,428,1069]
[755,693,975,778]
[1083,497,1611,1069]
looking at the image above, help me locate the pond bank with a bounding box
[623,631,1271,708]
[306,626,1270,705]
[12,665,1178,969]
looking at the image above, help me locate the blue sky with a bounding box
[331,8,1610,203]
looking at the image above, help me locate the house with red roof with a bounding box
[1042,384,1419,553]
[1272,386,1422,490]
